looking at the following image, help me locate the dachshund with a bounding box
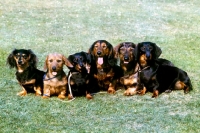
[89,40,123,94]
[67,51,94,100]
[114,42,140,96]
[7,49,45,96]
[135,42,192,97]
[43,53,73,99]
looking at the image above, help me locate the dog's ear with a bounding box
[106,42,117,66]
[152,43,162,59]
[83,52,92,64]
[62,55,73,68]
[88,42,96,60]
[134,43,140,61]
[28,49,38,68]
[7,49,17,68]
[43,55,48,70]
[67,54,75,67]
[114,43,122,58]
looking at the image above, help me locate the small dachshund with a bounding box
[43,53,73,99]
[135,42,192,97]
[89,40,123,94]
[7,49,45,96]
[114,42,140,96]
[67,51,94,100]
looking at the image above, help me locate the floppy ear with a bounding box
[43,55,48,70]
[88,42,96,60]
[62,55,73,68]
[28,49,38,68]
[7,49,16,68]
[107,42,117,66]
[83,52,92,64]
[134,43,140,61]
[152,43,162,59]
[67,54,75,67]
[114,43,122,58]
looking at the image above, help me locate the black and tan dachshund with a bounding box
[89,40,123,94]
[7,49,45,96]
[67,51,94,100]
[135,42,192,97]
[114,42,140,96]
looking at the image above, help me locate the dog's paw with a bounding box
[108,87,116,94]
[17,91,27,96]
[124,88,137,96]
[58,94,66,100]
[67,94,73,100]
[86,94,93,100]
[152,90,159,98]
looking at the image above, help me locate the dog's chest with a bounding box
[70,73,88,86]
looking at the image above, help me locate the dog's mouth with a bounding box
[97,57,103,65]
[124,61,129,64]
[52,71,58,76]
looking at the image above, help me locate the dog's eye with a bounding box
[22,55,27,59]
[57,60,61,63]
[141,47,146,51]
[79,57,82,60]
[102,45,107,49]
[94,45,98,49]
[73,58,78,62]
[15,54,20,58]
[49,59,53,63]
[149,46,153,51]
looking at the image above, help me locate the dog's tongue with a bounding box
[98,57,103,65]
[124,61,129,64]
[52,72,57,76]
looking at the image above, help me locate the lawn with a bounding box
[0,0,200,132]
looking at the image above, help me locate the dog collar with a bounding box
[43,74,60,81]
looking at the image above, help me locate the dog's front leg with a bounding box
[34,86,42,96]
[17,84,27,96]
[42,85,51,99]
[108,80,117,94]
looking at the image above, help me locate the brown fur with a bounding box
[89,40,123,94]
[43,53,73,99]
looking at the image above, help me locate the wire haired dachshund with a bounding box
[43,53,73,99]
[114,42,140,96]
[67,51,94,100]
[135,42,192,97]
[7,49,45,96]
[89,40,123,94]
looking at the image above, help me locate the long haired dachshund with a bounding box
[135,42,192,97]
[67,51,94,100]
[114,42,140,96]
[7,49,45,96]
[43,53,73,99]
[89,40,123,94]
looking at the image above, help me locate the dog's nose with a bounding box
[124,56,129,61]
[97,51,101,55]
[18,60,22,64]
[52,66,56,71]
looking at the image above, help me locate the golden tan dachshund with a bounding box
[43,53,73,99]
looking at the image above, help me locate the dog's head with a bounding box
[88,40,116,66]
[135,42,162,67]
[68,51,92,74]
[114,42,136,64]
[7,49,37,71]
[44,53,73,76]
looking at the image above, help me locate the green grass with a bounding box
[0,0,200,132]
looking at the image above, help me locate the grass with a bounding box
[0,0,200,132]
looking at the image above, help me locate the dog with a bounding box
[114,42,140,96]
[67,51,94,100]
[135,42,192,97]
[89,40,123,94]
[43,53,73,99]
[7,49,45,96]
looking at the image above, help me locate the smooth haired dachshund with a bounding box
[67,51,94,100]
[7,49,45,96]
[135,42,192,97]
[89,40,123,94]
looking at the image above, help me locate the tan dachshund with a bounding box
[43,53,73,99]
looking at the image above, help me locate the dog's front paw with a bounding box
[17,91,27,96]
[108,87,116,94]
[152,90,159,98]
[58,94,66,100]
[124,88,137,96]
[86,94,93,100]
